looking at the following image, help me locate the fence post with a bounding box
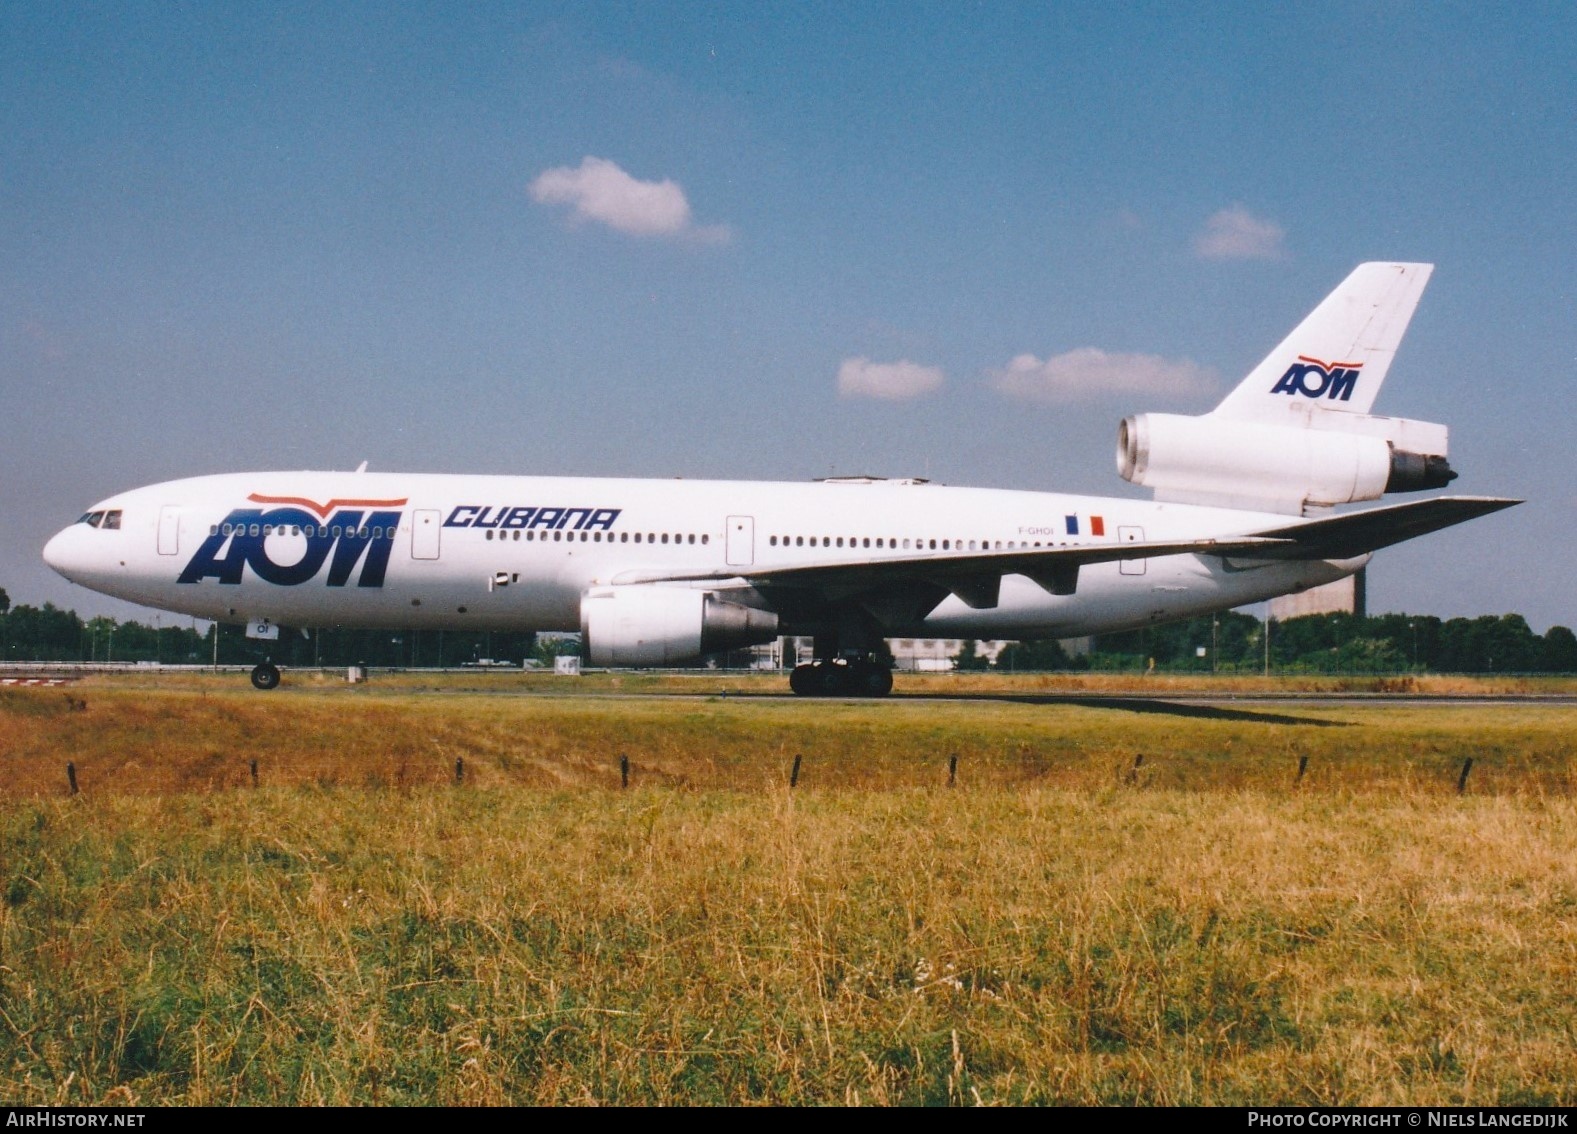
[790,753,802,788]
[1457,757,1473,794]
[66,762,78,795]
[948,753,958,787]
[454,757,464,785]
[620,754,630,789]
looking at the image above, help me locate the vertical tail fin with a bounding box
[1117,262,1454,515]
[1211,262,1434,421]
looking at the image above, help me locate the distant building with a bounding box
[762,637,1006,671]
[887,638,1007,671]
[1269,567,1366,621]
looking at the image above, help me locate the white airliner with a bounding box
[44,263,1516,694]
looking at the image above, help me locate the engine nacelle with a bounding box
[1117,412,1454,513]
[580,585,779,667]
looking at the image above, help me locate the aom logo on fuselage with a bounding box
[178,493,407,588]
[1270,355,1362,401]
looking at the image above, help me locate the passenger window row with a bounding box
[194,521,1063,554]
[199,522,717,548]
[483,529,708,546]
[767,535,1057,551]
[209,523,388,539]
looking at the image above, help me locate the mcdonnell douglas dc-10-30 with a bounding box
[44,263,1517,694]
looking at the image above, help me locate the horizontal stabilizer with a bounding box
[1244,496,1521,560]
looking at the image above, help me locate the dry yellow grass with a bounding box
[2,674,1573,797]
[1,676,1574,1104]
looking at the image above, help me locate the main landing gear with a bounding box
[250,661,281,690]
[789,658,894,698]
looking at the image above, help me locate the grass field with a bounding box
[2,673,1574,1104]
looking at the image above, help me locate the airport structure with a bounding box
[1269,568,1366,621]
[769,636,1006,672]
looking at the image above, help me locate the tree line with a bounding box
[0,587,543,669]
[991,611,1577,674]
[2,585,1573,674]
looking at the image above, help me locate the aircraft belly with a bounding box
[142,553,1358,638]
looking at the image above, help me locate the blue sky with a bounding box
[2,2,1572,630]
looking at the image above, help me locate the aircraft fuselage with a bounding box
[43,470,1360,642]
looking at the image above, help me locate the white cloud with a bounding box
[837,357,945,400]
[1193,204,1286,261]
[989,348,1215,403]
[1114,208,1144,231]
[529,156,730,242]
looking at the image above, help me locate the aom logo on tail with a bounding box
[178,493,408,588]
[1270,356,1362,401]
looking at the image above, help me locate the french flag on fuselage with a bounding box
[1065,514,1106,537]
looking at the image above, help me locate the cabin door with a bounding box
[1118,525,1146,575]
[412,509,442,560]
[157,506,181,556]
[726,515,755,566]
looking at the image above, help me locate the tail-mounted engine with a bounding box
[580,585,779,666]
[1117,411,1455,515]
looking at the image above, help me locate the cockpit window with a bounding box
[78,511,105,528]
[75,509,122,529]
[101,510,121,530]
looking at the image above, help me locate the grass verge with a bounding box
[1,680,1573,1104]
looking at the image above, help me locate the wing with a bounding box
[612,534,1293,617]
[612,495,1518,621]
[1235,495,1521,560]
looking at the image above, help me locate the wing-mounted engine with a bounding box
[1118,410,1455,515]
[1117,261,1456,516]
[580,584,779,666]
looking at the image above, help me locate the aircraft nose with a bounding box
[42,525,87,581]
